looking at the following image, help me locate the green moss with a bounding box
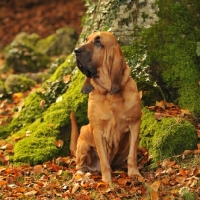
[5,42,49,73]
[0,126,11,139]
[10,92,45,132]
[140,1,200,115]
[122,44,165,105]
[11,134,59,166]
[36,34,56,55]
[5,74,36,93]
[0,80,7,98]
[36,27,78,56]
[139,108,198,163]
[49,54,75,81]
[9,68,88,165]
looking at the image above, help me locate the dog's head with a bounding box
[74,32,127,94]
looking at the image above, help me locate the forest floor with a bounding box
[0,1,200,199]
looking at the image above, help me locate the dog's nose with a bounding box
[74,48,82,55]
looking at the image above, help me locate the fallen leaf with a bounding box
[183,150,193,155]
[54,140,64,148]
[154,112,162,120]
[33,165,43,174]
[39,99,45,108]
[175,175,186,183]
[0,180,7,186]
[96,182,110,193]
[25,190,37,196]
[180,109,190,115]
[179,169,187,177]
[196,130,200,138]
[150,180,161,192]
[118,178,127,185]
[72,183,80,193]
[150,190,159,200]
[63,75,71,83]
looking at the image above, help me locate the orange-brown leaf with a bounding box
[118,178,127,185]
[54,140,64,148]
[150,180,161,192]
[63,75,71,84]
[39,99,45,108]
[0,180,7,186]
[150,190,159,200]
[179,169,187,177]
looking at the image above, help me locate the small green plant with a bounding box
[179,187,196,200]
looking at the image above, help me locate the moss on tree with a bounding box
[140,1,200,115]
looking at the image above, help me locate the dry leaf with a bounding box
[183,150,193,155]
[196,130,200,138]
[179,169,187,177]
[54,140,64,148]
[25,190,37,196]
[63,75,71,83]
[150,180,161,192]
[0,180,7,186]
[96,182,110,193]
[33,165,43,174]
[72,183,80,193]
[150,190,159,200]
[175,175,186,183]
[180,109,190,115]
[39,99,45,108]
[118,178,127,185]
[154,112,162,120]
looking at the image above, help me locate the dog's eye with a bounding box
[94,36,103,47]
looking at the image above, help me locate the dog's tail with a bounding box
[70,112,79,157]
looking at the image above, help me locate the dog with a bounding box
[70,31,142,183]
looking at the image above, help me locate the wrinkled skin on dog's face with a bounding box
[74,32,126,94]
[74,33,106,78]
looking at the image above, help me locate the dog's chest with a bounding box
[88,92,136,127]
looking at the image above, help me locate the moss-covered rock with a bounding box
[10,70,87,165]
[12,32,40,48]
[5,74,36,93]
[139,108,198,163]
[4,42,49,73]
[2,53,88,165]
[36,27,78,56]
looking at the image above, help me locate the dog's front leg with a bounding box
[93,130,112,183]
[128,120,141,177]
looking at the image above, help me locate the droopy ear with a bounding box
[108,45,126,94]
[81,77,93,94]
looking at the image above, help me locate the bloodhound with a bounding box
[70,31,142,183]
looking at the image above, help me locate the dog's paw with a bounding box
[128,168,141,177]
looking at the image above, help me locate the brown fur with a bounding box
[71,32,142,183]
